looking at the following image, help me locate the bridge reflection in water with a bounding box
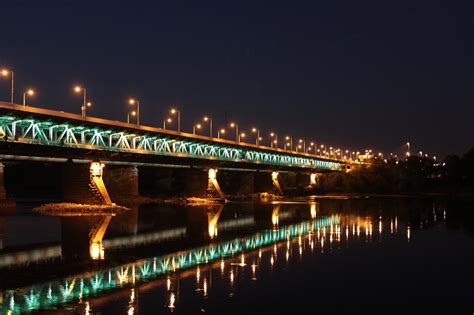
[0,207,338,313]
[0,198,450,314]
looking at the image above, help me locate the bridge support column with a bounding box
[0,163,6,200]
[62,161,112,205]
[271,172,284,195]
[183,169,208,197]
[309,173,322,188]
[253,172,276,193]
[207,168,225,199]
[0,216,4,250]
[104,166,139,200]
[295,173,311,188]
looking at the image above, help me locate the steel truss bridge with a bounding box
[0,102,344,172]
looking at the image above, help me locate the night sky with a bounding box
[0,1,472,157]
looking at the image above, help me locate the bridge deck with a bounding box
[0,102,345,172]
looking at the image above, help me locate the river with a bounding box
[0,197,473,314]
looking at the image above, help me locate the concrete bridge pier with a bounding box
[61,161,112,205]
[295,173,311,188]
[184,168,209,197]
[271,172,284,195]
[104,165,139,201]
[215,171,255,195]
[0,216,4,250]
[0,162,6,200]
[251,172,279,194]
[309,173,323,189]
[0,161,15,209]
[207,168,225,199]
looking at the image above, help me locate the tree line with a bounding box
[318,148,474,194]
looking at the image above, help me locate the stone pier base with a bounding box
[62,162,111,204]
[104,166,139,200]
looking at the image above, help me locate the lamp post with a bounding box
[229,122,239,142]
[239,132,246,143]
[270,132,278,148]
[203,116,213,137]
[307,142,315,154]
[127,111,137,124]
[74,86,90,117]
[251,128,260,145]
[285,136,293,150]
[129,99,140,125]
[217,128,225,139]
[163,118,172,129]
[406,142,411,157]
[170,108,180,132]
[23,89,34,107]
[298,139,305,153]
[1,69,14,103]
[193,124,202,134]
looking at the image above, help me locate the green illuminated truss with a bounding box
[0,215,339,313]
[0,115,342,170]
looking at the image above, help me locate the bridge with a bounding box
[0,102,349,203]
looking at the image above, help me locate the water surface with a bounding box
[0,197,473,314]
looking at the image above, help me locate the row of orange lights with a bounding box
[1,67,369,160]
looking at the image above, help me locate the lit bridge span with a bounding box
[0,102,344,172]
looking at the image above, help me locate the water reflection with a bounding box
[0,198,473,313]
[61,214,113,260]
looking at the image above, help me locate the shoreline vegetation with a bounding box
[317,148,474,196]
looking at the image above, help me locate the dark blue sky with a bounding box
[0,1,472,157]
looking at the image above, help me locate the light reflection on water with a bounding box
[0,198,472,314]
[0,204,337,313]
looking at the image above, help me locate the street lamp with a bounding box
[229,122,239,142]
[203,116,213,137]
[23,89,34,107]
[74,85,90,117]
[163,117,172,129]
[269,132,278,148]
[1,69,14,103]
[129,99,140,125]
[251,128,260,145]
[298,139,305,153]
[193,123,202,134]
[217,128,226,139]
[239,132,246,143]
[127,110,136,124]
[307,142,315,154]
[285,136,293,150]
[170,108,181,132]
